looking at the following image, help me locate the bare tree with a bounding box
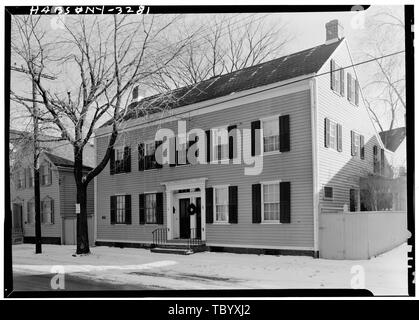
[11,14,194,254]
[358,7,405,132]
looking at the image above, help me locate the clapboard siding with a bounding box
[316,42,391,211]
[96,88,314,248]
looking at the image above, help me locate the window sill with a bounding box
[263,150,281,156]
[210,159,230,165]
[331,89,345,98]
[323,198,334,201]
[213,221,230,225]
[261,221,281,225]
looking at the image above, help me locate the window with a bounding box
[214,187,229,222]
[144,141,156,169]
[41,162,52,185]
[350,189,359,212]
[41,197,54,224]
[212,128,229,161]
[262,118,279,153]
[324,186,333,200]
[262,182,280,221]
[145,193,157,224]
[331,59,344,95]
[176,138,188,166]
[347,73,359,105]
[373,145,380,173]
[116,195,126,224]
[28,169,34,188]
[329,120,337,150]
[27,200,35,224]
[325,118,341,151]
[17,170,25,189]
[115,147,125,173]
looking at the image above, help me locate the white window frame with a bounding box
[261,180,281,224]
[115,195,126,224]
[211,127,229,164]
[41,162,52,185]
[352,131,361,158]
[213,185,229,224]
[41,197,53,224]
[143,140,158,170]
[324,186,334,200]
[260,115,281,155]
[175,135,188,166]
[145,193,157,224]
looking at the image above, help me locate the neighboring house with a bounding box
[10,131,95,245]
[94,19,393,256]
[379,127,406,176]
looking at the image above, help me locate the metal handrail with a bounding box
[152,227,168,247]
[188,228,203,249]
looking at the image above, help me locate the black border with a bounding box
[4,4,415,299]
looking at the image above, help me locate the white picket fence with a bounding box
[319,210,409,260]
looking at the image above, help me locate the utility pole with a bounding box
[11,63,56,254]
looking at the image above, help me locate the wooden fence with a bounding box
[319,210,409,260]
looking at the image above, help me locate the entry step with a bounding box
[150,247,194,255]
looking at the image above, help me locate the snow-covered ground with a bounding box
[12,243,408,295]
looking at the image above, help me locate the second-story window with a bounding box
[262,118,279,153]
[111,146,131,174]
[41,162,52,186]
[115,147,125,173]
[28,168,34,188]
[17,170,25,189]
[324,118,342,152]
[145,141,156,170]
[330,59,345,96]
[212,127,229,162]
[351,131,365,159]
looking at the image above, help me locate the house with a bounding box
[10,130,95,245]
[94,19,393,256]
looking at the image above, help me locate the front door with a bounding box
[179,198,190,239]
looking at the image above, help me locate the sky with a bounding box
[9,5,406,134]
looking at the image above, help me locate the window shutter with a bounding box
[138,143,145,171]
[228,125,237,160]
[40,201,44,223]
[155,141,163,168]
[48,164,52,185]
[330,59,336,90]
[110,149,115,175]
[156,192,164,225]
[355,79,359,106]
[347,73,352,102]
[110,196,116,224]
[124,146,131,173]
[50,199,55,224]
[351,130,356,156]
[125,195,131,224]
[169,137,176,167]
[280,182,291,223]
[279,115,290,152]
[206,130,211,163]
[337,124,342,152]
[205,187,213,223]
[228,185,238,224]
[252,183,261,223]
[380,148,385,174]
[340,68,345,95]
[139,194,145,224]
[251,120,261,156]
[360,135,365,159]
[324,118,330,148]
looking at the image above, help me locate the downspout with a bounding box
[310,77,320,258]
[93,137,97,246]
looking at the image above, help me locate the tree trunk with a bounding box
[76,183,89,254]
[34,166,42,254]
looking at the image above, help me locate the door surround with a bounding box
[161,177,207,241]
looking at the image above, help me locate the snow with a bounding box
[12,243,408,295]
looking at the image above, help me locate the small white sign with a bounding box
[75,203,80,214]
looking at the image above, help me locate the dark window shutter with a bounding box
[251,120,261,156]
[380,148,385,174]
[50,199,55,224]
[324,118,330,148]
[280,182,291,223]
[351,131,355,156]
[155,141,163,168]
[347,73,352,102]
[156,192,164,225]
[40,201,44,223]
[228,185,238,224]
[138,143,144,171]
[206,130,211,163]
[252,184,261,223]
[110,196,116,224]
[330,59,336,90]
[205,187,213,223]
[360,135,365,159]
[110,148,115,175]
[139,194,145,224]
[125,195,131,224]
[340,68,345,95]
[124,146,131,173]
[169,137,177,167]
[337,124,342,152]
[48,164,52,185]
[228,125,237,160]
[355,79,359,106]
[279,115,290,152]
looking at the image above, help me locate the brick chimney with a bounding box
[325,19,344,44]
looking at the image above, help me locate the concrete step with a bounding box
[150,247,194,255]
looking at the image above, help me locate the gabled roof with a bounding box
[102,39,343,126]
[44,152,93,170]
[379,127,406,152]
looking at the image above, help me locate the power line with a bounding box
[98,49,405,135]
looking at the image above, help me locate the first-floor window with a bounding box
[214,186,229,222]
[262,182,280,221]
[41,197,54,224]
[27,200,35,224]
[145,193,157,224]
[116,195,126,224]
[262,118,279,153]
[324,186,333,200]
